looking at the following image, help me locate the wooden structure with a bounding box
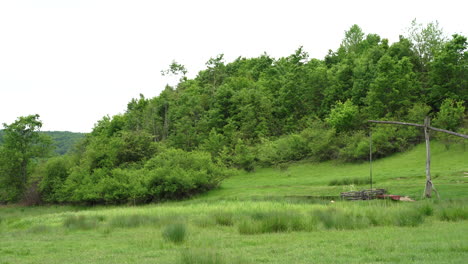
[368,117,468,198]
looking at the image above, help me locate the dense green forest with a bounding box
[0,22,466,204]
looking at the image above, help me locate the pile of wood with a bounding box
[340,189,386,200]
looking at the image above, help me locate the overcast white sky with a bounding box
[0,0,466,132]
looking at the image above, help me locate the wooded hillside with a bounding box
[1,22,466,204]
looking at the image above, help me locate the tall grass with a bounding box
[212,211,234,226]
[63,215,103,230]
[328,177,372,186]
[438,200,468,221]
[108,214,158,228]
[179,249,226,264]
[162,223,187,244]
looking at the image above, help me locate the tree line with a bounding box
[0,21,466,204]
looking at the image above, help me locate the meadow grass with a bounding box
[162,222,187,244]
[0,199,467,263]
[0,141,466,263]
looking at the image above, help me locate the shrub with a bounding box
[162,223,187,244]
[326,100,361,133]
[146,148,229,200]
[338,131,370,161]
[38,156,72,203]
[433,99,465,131]
[231,139,255,172]
[301,122,337,161]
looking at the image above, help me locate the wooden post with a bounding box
[368,118,466,198]
[424,117,432,198]
[369,131,373,190]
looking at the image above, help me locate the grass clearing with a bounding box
[0,141,466,263]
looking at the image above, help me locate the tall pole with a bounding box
[369,130,373,190]
[367,118,465,198]
[423,117,438,198]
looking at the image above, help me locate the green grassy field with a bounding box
[1,141,467,264]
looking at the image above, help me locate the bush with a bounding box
[326,100,361,132]
[162,223,187,244]
[338,131,370,161]
[58,148,230,204]
[146,148,229,200]
[38,156,72,203]
[231,139,255,172]
[256,121,337,166]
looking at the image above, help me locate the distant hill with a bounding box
[43,131,86,155]
[0,130,86,155]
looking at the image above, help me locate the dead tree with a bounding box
[368,117,467,198]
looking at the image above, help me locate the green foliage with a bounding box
[39,156,72,202]
[433,99,465,131]
[326,100,360,132]
[428,34,467,106]
[146,148,229,200]
[406,19,446,69]
[0,115,52,202]
[231,139,255,171]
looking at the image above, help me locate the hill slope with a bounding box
[201,141,467,200]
